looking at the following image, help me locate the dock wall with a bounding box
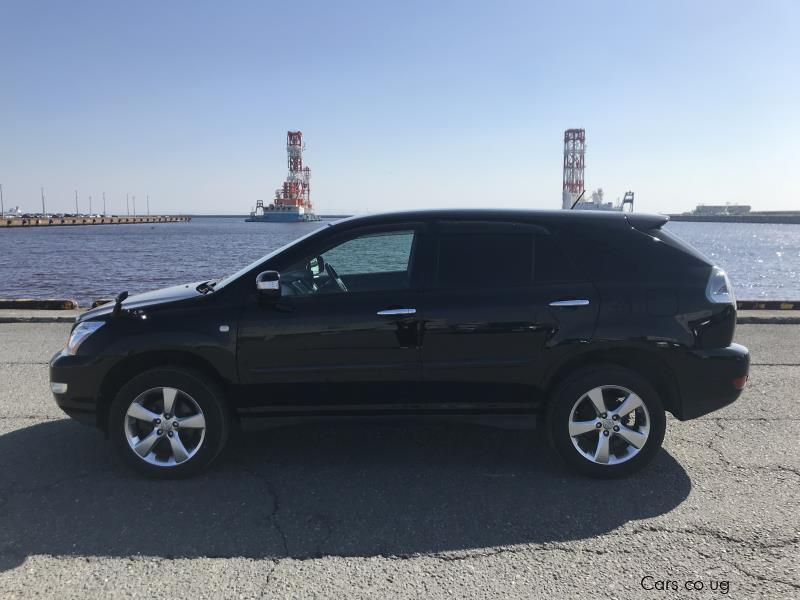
[1,215,191,228]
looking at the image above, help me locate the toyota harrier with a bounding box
[50,210,750,478]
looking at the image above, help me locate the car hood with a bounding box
[78,281,206,321]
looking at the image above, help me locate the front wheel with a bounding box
[109,367,230,478]
[546,366,666,478]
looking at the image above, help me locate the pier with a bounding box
[1,214,191,228]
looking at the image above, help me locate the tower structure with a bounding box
[562,128,586,209]
[274,131,312,211]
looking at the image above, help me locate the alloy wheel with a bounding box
[567,385,651,465]
[124,387,207,467]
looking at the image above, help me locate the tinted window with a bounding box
[436,232,533,289]
[534,233,580,282]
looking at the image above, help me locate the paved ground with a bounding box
[0,323,797,599]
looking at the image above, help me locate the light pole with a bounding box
[75,190,79,215]
[126,193,129,216]
[41,187,46,215]
[132,195,136,216]
[147,194,150,216]
[0,183,4,217]
[89,195,92,215]
[103,192,106,216]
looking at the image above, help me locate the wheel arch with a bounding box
[97,350,234,434]
[542,346,680,417]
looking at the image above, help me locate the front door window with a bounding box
[281,229,416,296]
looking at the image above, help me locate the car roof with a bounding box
[330,208,668,231]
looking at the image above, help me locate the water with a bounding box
[1,218,799,305]
[667,222,800,301]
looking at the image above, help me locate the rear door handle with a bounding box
[377,308,417,316]
[548,299,590,307]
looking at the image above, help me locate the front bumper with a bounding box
[49,350,106,427]
[672,343,750,420]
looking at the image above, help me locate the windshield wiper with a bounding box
[196,280,217,294]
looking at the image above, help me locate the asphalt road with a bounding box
[0,323,797,599]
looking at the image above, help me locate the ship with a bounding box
[246,131,320,223]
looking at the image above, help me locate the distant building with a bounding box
[691,204,751,216]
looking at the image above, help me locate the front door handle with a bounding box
[548,299,590,307]
[377,308,417,316]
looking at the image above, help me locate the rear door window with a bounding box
[435,228,534,289]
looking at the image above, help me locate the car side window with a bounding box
[281,229,416,296]
[533,232,581,282]
[436,231,534,289]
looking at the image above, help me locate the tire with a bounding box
[109,367,230,479]
[546,365,666,478]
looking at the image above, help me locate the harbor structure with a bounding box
[1,214,191,228]
[562,129,586,210]
[669,204,800,224]
[561,128,634,212]
[247,131,320,222]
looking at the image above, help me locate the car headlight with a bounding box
[66,321,105,355]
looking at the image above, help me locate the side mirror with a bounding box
[256,270,281,298]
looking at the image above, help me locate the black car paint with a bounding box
[50,209,749,431]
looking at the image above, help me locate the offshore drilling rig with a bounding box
[562,128,634,212]
[246,131,320,222]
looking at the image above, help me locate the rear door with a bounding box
[418,220,598,405]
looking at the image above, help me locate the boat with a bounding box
[246,131,320,223]
[246,199,320,223]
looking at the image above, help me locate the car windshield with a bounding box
[213,225,329,291]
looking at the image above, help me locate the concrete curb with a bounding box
[0,299,78,310]
[737,315,800,325]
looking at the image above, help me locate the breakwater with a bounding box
[1,215,191,228]
[668,213,800,224]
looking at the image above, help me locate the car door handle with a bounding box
[377,308,417,316]
[548,299,590,307]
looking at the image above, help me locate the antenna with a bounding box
[89,195,92,215]
[132,195,136,216]
[570,190,586,210]
[0,183,4,217]
[41,186,46,215]
[75,189,79,214]
[126,193,129,215]
[147,194,150,216]
[103,192,106,216]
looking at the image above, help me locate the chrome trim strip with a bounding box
[376,308,417,316]
[548,299,590,307]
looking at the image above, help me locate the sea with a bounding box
[1,217,799,305]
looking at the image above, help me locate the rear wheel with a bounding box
[546,366,666,478]
[109,367,230,478]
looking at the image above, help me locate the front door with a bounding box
[237,224,427,415]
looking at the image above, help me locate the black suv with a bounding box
[50,210,749,478]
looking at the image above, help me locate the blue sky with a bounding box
[1,0,798,215]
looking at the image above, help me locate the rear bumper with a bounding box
[49,350,105,427]
[672,343,750,420]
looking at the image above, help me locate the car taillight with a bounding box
[732,375,748,390]
[706,266,736,305]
